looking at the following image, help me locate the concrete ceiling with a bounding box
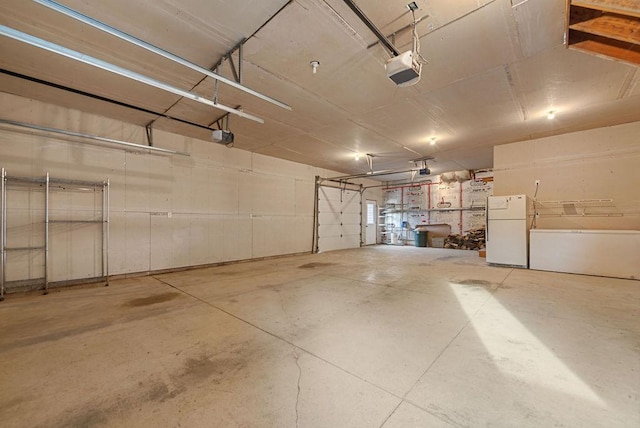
[1,0,639,180]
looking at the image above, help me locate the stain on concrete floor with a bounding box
[298,262,335,269]
[124,292,180,307]
[146,381,184,403]
[0,321,112,352]
[434,256,458,261]
[182,353,247,384]
[46,351,248,427]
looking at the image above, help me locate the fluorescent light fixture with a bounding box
[0,24,265,123]
[32,0,291,112]
[0,119,190,156]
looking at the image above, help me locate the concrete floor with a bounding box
[0,246,638,427]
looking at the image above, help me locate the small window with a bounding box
[367,202,375,225]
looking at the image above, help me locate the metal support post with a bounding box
[145,124,153,147]
[1,168,6,301]
[359,184,364,247]
[313,176,320,253]
[44,172,49,294]
[104,179,110,286]
[238,42,243,84]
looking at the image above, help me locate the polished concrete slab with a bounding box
[0,246,638,427]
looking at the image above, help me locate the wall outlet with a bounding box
[535,179,540,186]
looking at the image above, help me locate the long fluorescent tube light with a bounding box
[0,119,190,156]
[33,0,292,111]
[0,25,264,123]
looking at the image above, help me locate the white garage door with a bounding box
[317,186,361,252]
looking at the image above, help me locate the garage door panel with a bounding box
[342,195,361,213]
[319,187,342,201]
[318,209,341,222]
[341,213,361,224]
[318,224,343,237]
[317,186,361,252]
[342,234,361,248]
[318,236,344,252]
[318,199,341,213]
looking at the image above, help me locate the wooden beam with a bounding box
[570,12,640,44]
[570,5,604,25]
[565,0,573,49]
[571,0,640,18]
[569,32,640,65]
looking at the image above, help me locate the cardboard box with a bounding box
[431,237,445,248]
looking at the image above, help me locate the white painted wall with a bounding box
[0,93,381,286]
[493,121,640,230]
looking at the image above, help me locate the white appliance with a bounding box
[530,229,640,280]
[486,194,532,268]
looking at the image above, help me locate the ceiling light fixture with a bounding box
[430,137,436,145]
[310,60,320,74]
[547,111,555,120]
[354,153,361,161]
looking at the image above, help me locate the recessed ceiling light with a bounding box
[547,111,555,120]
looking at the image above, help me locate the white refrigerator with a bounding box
[486,194,532,268]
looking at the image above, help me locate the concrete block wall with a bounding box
[0,93,382,286]
[493,121,640,230]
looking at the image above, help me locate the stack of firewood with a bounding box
[444,229,485,250]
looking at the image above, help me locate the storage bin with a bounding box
[414,230,427,247]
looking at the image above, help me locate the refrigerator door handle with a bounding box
[485,200,489,242]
